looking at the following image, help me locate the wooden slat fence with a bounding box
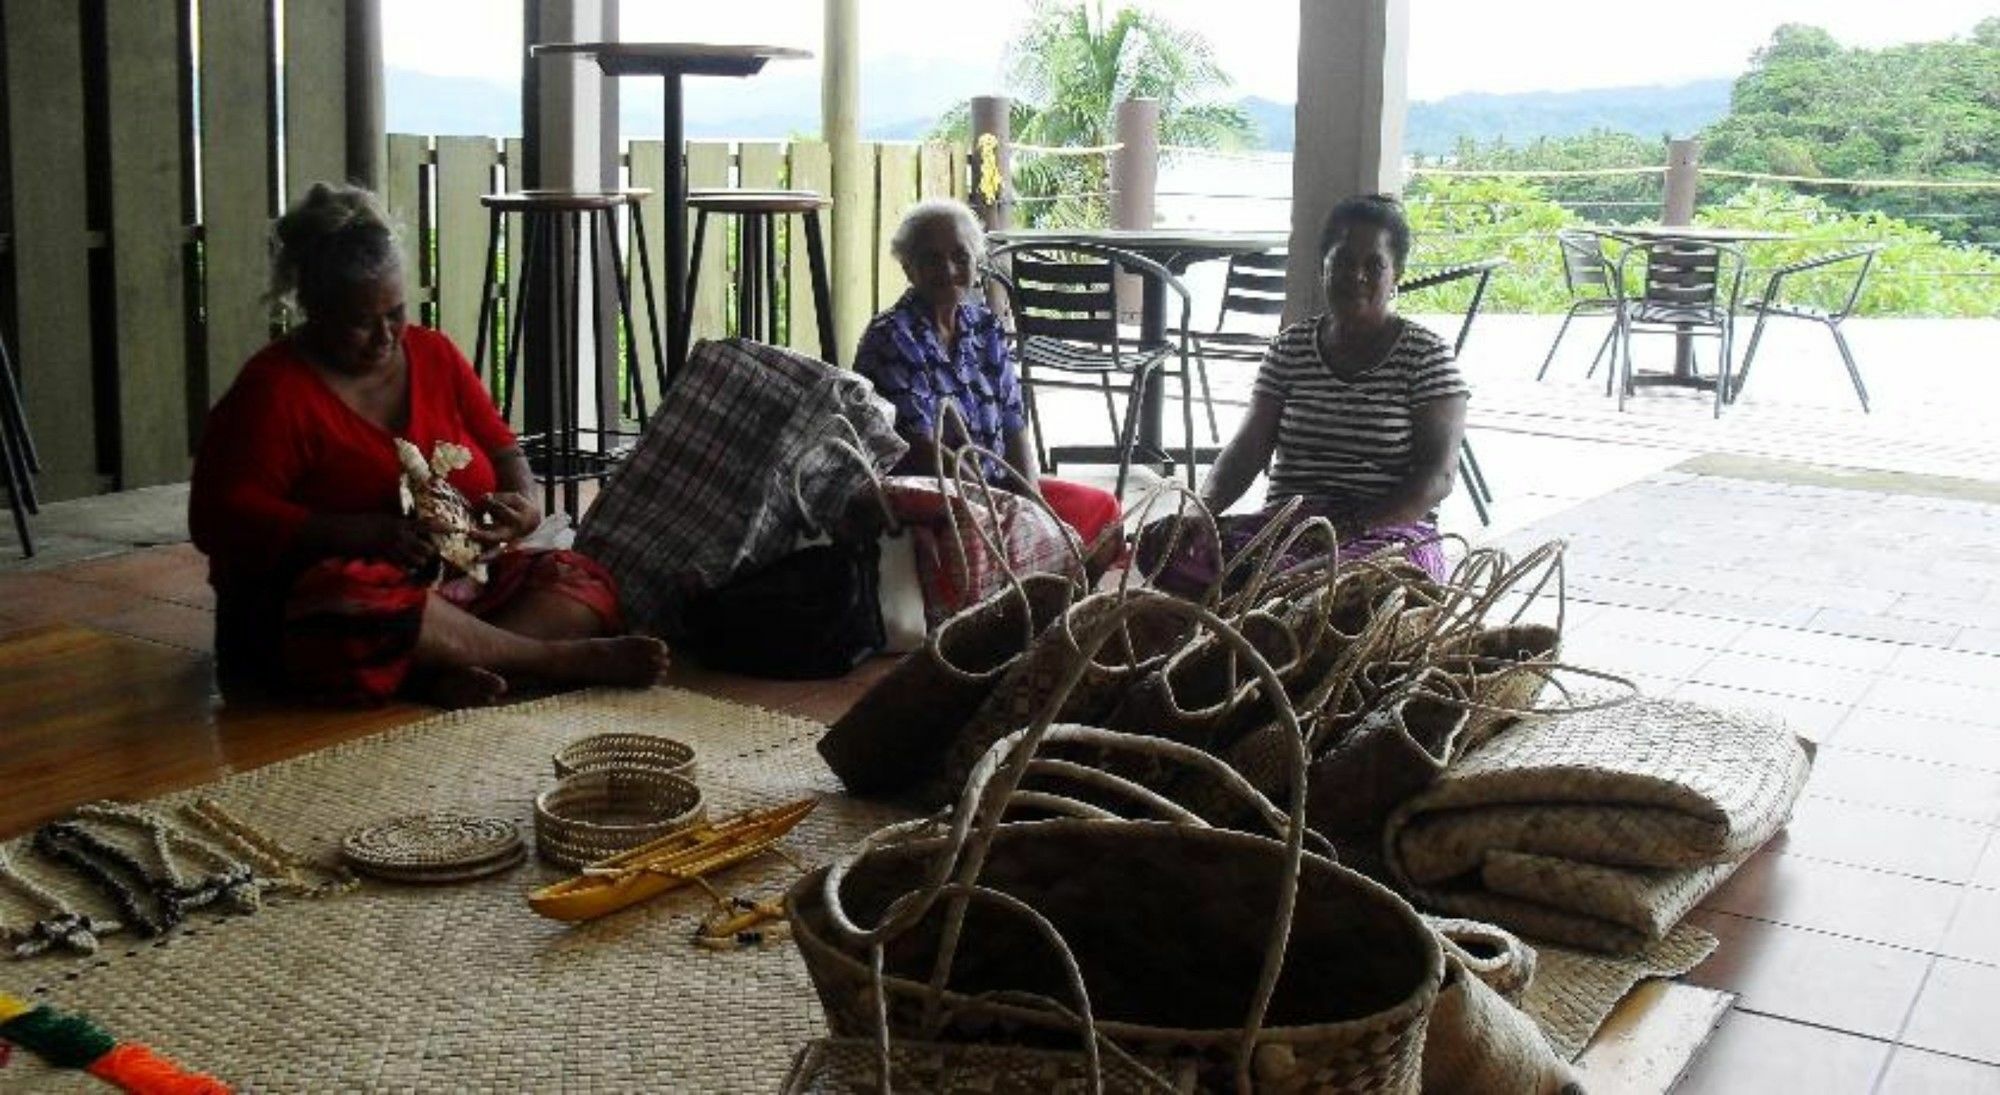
[0,0,355,501]
[0,0,968,508]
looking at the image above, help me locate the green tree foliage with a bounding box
[1696,186,2000,317]
[1399,179,1999,318]
[1701,23,2000,244]
[934,0,1256,227]
[1414,130,1667,224]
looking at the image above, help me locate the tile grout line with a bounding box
[1696,907,1995,970]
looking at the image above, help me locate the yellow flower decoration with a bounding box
[976,133,1003,207]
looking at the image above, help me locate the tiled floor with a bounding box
[1486,469,2000,1092]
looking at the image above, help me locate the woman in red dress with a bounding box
[190,183,668,705]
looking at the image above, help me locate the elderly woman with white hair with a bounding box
[853,198,1122,556]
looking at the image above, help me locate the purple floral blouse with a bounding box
[853,289,1027,483]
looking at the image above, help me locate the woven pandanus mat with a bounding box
[0,686,1709,1090]
[1526,922,1717,1060]
[0,688,909,1093]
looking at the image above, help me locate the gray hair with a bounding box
[889,198,985,266]
[271,182,403,315]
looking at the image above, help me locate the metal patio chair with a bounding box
[1731,244,1881,412]
[1611,240,1747,417]
[985,239,1197,493]
[1398,257,1506,527]
[1535,229,1622,381]
[1181,249,1287,441]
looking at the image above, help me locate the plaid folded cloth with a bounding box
[575,338,905,639]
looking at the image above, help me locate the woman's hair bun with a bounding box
[270,182,402,315]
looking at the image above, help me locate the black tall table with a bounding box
[988,227,1287,472]
[531,42,812,378]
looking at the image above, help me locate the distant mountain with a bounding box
[388,67,1734,155]
[386,56,980,141]
[1402,79,1732,156]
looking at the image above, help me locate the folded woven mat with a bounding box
[1384,697,1811,954]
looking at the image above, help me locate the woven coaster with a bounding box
[351,844,527,886]
[341,814,523,882]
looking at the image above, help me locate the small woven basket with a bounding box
[551,732,698,780]
[534,767,706,869]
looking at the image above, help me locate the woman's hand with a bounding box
[471,491,543,546]
[319,513,439,569]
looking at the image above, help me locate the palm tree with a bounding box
[939,0,1257,227]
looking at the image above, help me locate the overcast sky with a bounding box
[385,0,1996,102]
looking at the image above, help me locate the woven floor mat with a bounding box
[0,687,906,1093]
[1523,921,1718,1060]
[0,686,1701,1090]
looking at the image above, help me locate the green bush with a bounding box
[1398,177,2000,318]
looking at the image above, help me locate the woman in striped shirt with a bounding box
[1147,195,1467,589]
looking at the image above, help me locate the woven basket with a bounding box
[1433,623,1561,756]
[533,767,706,869]
[925,590,1193,809]
[780,1036,1199,1094]
[551,732,698,780]
[792,821,1441,1092]
[1306,672,1471,845]
[1422,953,1580,1095]
[819,573,1078,797]
[1427,916,1537,1002]
[796,592,1445,1093]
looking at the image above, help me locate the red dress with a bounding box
[190,326,620,702]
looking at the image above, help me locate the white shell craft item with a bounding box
[395,438,488,583]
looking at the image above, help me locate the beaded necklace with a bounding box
[72,802,260,915]
[179,797,358,899]
[32,823,169,938]
[0,850,120,958]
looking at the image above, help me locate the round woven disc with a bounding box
[352,843,527,885]
[342,814,523,875]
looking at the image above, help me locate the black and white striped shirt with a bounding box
[1252,316,1467,506]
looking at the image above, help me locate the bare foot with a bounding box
[551,635,670,688]
[419,665,510,709]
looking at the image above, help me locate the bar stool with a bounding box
[474,189,665,520]
[685,189,837,365]
[0,325,38,558]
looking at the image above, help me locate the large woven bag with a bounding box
[820,439,1093,797]
[794,593,1446,1093]
[818,572,1080,796]
[1115,557,1444,764]
[1305,670,1473,848]
[1420,952,1580,1095]
[920,588,1193,810]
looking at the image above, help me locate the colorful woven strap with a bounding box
[0,991,231,1093]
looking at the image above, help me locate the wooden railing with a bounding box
[381,135,968,425]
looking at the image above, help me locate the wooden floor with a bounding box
[0,543,898,838]
[0,543,1720,1091]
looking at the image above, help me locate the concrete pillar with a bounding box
[1662,138,1700,225]
[1285,0,1409,323]
[521,0,620,449]
[1111,97,1160,322]
[970,95,1011,231]
[344,0,385,191]
[823,0,868,362]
